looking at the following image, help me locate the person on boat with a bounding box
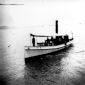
[50,37,54,45]
[32,36,35,46]
[47,37,50,46]
[64,34,69,46]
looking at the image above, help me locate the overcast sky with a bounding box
[0,0,85,46]
[0,0,85,33]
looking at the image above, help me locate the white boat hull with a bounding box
[24,40,73,58]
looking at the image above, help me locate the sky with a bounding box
[0,0,85,46]
[0,0,85,32]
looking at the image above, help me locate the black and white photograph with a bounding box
[0,0,85,85]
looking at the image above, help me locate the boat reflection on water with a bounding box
[25,44,85,85]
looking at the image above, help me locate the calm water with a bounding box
[0,28,85,85]
[25,36,85,85]
[0,28,25,85]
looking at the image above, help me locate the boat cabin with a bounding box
[30,34,70,47]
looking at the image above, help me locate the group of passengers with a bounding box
[44,35,69,46]
[32,35,69,46]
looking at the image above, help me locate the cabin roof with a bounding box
[30,33,66,37]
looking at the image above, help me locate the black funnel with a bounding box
[56,20,58,33]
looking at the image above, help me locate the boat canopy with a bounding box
[30,33,65,37]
